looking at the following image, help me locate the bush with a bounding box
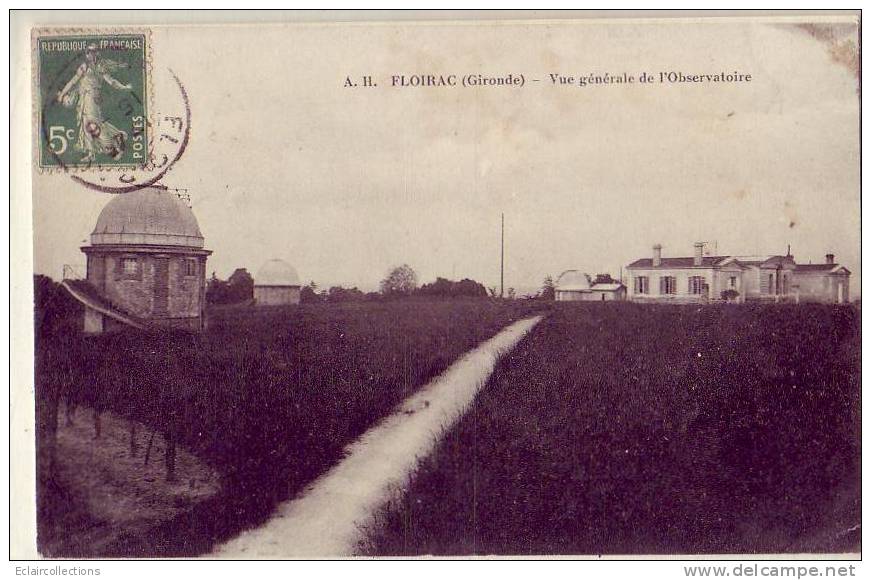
[34,275,82,341]
[367,303,861,555]
[416,277,487,298]
[36,299,549,556]
[721,288,740,301]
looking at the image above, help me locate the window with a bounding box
[634,276,649,294]
[659,276,677,295]
[768,273,775,294]
[689,276,706,295]
[122,257,138,275]
[729,276,737,289]
[184,258,198,277]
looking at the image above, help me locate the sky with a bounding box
[31,17,861,296]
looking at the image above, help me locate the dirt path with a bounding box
[212,314,544,559]
[41,405,220,556]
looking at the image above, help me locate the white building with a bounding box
[626,243,851,304]
[555,270,627,302]
[254,259,301,305]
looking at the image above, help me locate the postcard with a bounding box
[11,10,861,562]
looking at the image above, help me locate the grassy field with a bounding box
[365,302,861,555]
[35,298,547,557]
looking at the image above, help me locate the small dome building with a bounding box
[555,270,592,301]
[254,259,301,306]
[555,270,626,302]
[63,187,211,333]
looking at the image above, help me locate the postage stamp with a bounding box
[35,31,150,170]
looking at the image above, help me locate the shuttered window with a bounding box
[634,276,649,294]
[659,276,676,294]
[689,276,706,295]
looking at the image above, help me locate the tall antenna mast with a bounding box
[500,213,505,299]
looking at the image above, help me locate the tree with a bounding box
[34,274,81,340]
[206,269,254,304]
[380,264,418,296]
[417,277,453,297]
[205,272,229,304]
[454,278,488,298]
[300,281,321,303]
[417,277,487,298]
[541,275,556,300]
[227,268,254,303]
[594,273,617,285]
[327,286,366,302]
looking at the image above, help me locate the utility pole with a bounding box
[500,213,505,298]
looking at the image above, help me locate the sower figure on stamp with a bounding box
[56,43,133,162]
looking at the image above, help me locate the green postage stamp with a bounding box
[35,32,149,169]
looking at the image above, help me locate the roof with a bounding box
[629,254,807,270]
[255,259,301,287]
[795,263,849,274]
[61,279,145,330]
[795,264,835,272]
[90,188,205,248]
[725,255,773,265]
[627,256,728,269]
[555,270,591,292]
[590,283,625,291]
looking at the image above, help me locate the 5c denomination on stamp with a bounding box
[36,31,150,170]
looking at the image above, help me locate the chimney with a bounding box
[653,244,662,267]
[826,253,835,265]
[693,242,704,266]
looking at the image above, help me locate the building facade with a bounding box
[63,187,211,333]
[254,259,302,306]
[626,243,851,304]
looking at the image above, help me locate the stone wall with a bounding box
[85,248,206,323]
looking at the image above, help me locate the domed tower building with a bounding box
[254,259,301,305]
[63,187,211,334]
[554,270,592,301]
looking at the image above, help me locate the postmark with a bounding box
[69,68,191,193]
[35,31,150,170]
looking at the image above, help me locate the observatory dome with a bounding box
[255,259,301,287]
[90,187,204,248]
[555,270,591,291]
